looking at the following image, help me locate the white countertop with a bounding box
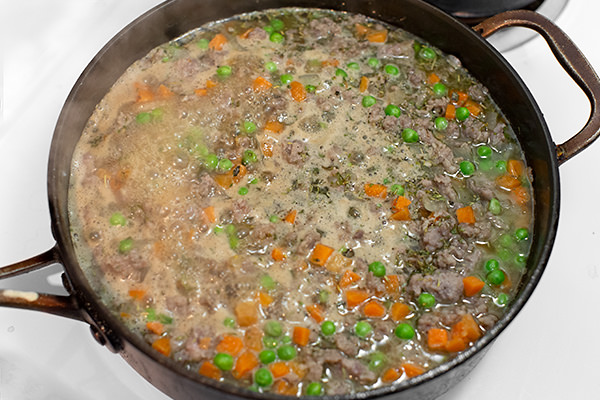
[1,1,599,399]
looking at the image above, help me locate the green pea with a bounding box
[402,128,420,143]
[477,145,492,158]
[262,336,278,348]
[432,82,447,97]
[259,349,276,364]
[455,107,470,121]
[418,292,436,308]
[305,382,323,396]
[496,293,509,306]
[196,38,209,49]
[484,258,500,273]
[318,289,329,304]
[243,120,257,134]
[362,95,376,108]
[434,116,448,131]
[109,212,127,226]
[238,186,249,196]
[270,18,285,31]
[228,235,239,250]
[202,153,218,170]
[145,307,157,321]
[354,321,373,338]
[213,226,224,234]
[260,274,276,291]
[515,228,529,241]
[254,368,273,387]
[321,320,336,336]
[460,160,475,176]
[384,64,400,75]
[367,57,379,68]
[394,323,415,340]
[217,158,233,172]
[277,344,297,360]
[368,261,386,277]
[119,237,134,253]
[305,84,317,93]
[418,47,437,61]
[389,184,405,196]
[335,68,348,78]
[269,215,280,223]
[487,269,506,286]
[224,224,236,235]
[368,352,386,371]
[496,160,507,173]
[478,158,494,171]
[499,233,515,248]
[269,31,284,43]
[347,62,360,70]
[384,104,402,117]
[489,198,502,215]
[281,335,291,344]
[515,254,528,267]
[265,61,278,72]
[223,317,236,328]
[135,112,152,124]
[264,320,283,337]
[216,65,232,78]
[213,353,234,371]
[242,149,258,165]
[263,25,274,34]
[280,74,294,85]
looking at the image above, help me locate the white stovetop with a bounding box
[1,1,599,399]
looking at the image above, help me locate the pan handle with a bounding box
[0,246,83,321]
[474,9,600,165]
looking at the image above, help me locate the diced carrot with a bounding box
[384,274,401,294]
[402,363,426,378]
[309,243,334,266]
[264,120,284,134]
[216,335,244,356]
[157,84,174,98]
[451,314,482,342]
[324,252,352,273]
[451,90,469,105]
[135,82,154,103]
[231,164,247,184]
[203,206,216,223]
[363,300,386,318]
[110,168,130,191]
[261,141,274,157]
[273,380,298,395]
[234,300,258,327]
[199,361,222,380]
[289,361,307,379]
[271,247,286,261]
[390,302,411,322]
[364,183,387,198]
[345,289,369,308]
[392,195,412,211]
[195,88,208,96]
[445,335,468,353]
[292,326,311,347]
[284,209,297,224]
[128,289,147,301]
[355,23,369,36]
[391,207,411,221]
[270,362,290,378]
[507,159,525,178]
[464,99,482,117]
[257,291,274,307]
[445,103,456,120]
[427,328,449,351]
[359,76,369,93]
[381,367,402,383]
[495,174,521,190]
[214,173,234,189]
[244,326,263,352]
[306,304,325,323]
[206,79,218,88]
[456,205,476,224]
[367,30,388,43]
[253,76,273,92]
[463,276,485,297]
[427,72,440,84]
[233,351,259,379]
[208,33,228,51]
[512,185,530,205]
[152,337,171,356]
[290,81,307,102]
[339,270,361,288]
[199,337,212,349]
[321,59,340,67]
[146,321,165,335]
